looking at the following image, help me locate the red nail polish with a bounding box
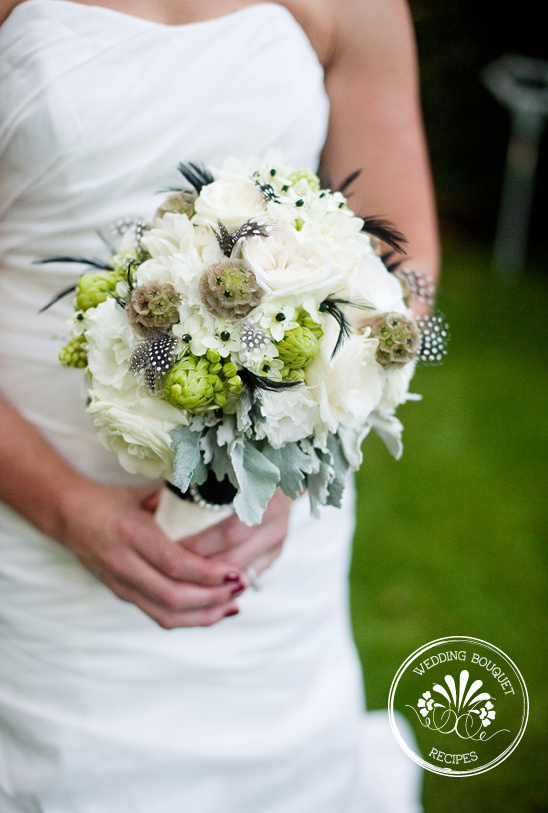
[224,572,240,583]
[224,608,239,618]
[230,581,245,595]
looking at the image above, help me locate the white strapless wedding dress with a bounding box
[0,3,421,811]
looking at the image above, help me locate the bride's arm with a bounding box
[0,394,248,627]
[320,0,439,311]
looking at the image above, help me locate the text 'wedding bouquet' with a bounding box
[52,158,446,536]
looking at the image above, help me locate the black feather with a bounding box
[35,256,115,312]
[177,162,215,193]
[39,282,79,313]
[319,297,354,359]
[212,219,270,257]
[255,180,280,202]
[360,217,407,254]
[239,368,300,401]
[34,256,114,271]
[381,251,404,273]
[337,169,362,195]
[129,333,178,393]
[212,221,234,257]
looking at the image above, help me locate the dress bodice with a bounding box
[0,0,329,479]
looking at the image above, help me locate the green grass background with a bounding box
[350,240,548,812]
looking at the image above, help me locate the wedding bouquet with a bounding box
[53,157,446,536]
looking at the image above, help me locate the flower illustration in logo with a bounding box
[407,670,508,741]
[417,691,436,717]
[479,700,496,727]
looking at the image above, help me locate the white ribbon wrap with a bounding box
[155,485,234,541]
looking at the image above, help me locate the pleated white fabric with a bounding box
[0,3,422,810]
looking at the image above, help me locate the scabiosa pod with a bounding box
[199,258,263,319]
[367,312,420,368]
[154,189,197,220]
[126,282,181,336]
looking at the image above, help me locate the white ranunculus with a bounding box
[136,252,204,312]
[253,388,320,448]
[308,332,384,433]
[243,232,340,300]
[87,380,185,479]
[85,298,134,390]
[141,212,196,258]
[378,360,420,413]
[193,177,268,231]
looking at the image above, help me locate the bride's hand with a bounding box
[180,489,292,585]
[59,481,244,629]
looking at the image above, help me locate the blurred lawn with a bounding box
[350,239,548,812]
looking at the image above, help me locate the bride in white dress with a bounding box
[0,1,438,810]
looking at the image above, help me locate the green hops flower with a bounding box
[281,366,305,382]
[59,335,87,368]
[298,313,324,340]
[200,259,263,319]
[276,325,319,369]
[288,169,321,192]
[369,312,420,368]
[75,271,123,311]
[126,283,180,336]
[163,355,217,412]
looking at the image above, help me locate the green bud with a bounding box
[222,362,238,379]
[227,375,243,394]
[59,335,87,368]
[276,325,319,369]
[213,391,227,408]
[208,361,223,375]
[206,348,221,364]
[75,271,122,311]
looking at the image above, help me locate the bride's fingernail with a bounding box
[224,572,240,583]
[224,608,239,618]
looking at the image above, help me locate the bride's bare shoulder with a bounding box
[0,0,25,26]
[269,0,334,66]
[274,0,412,69]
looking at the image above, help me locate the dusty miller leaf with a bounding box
[170,425,203,492]
[230,438,280,525]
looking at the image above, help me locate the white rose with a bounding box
[87,380,184,479]
[343,250,408,318]
[253,388,320,449]
[193,177,268,231]
[308,332,384,433]
[243,232,341,300]
[85,298,134,391]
